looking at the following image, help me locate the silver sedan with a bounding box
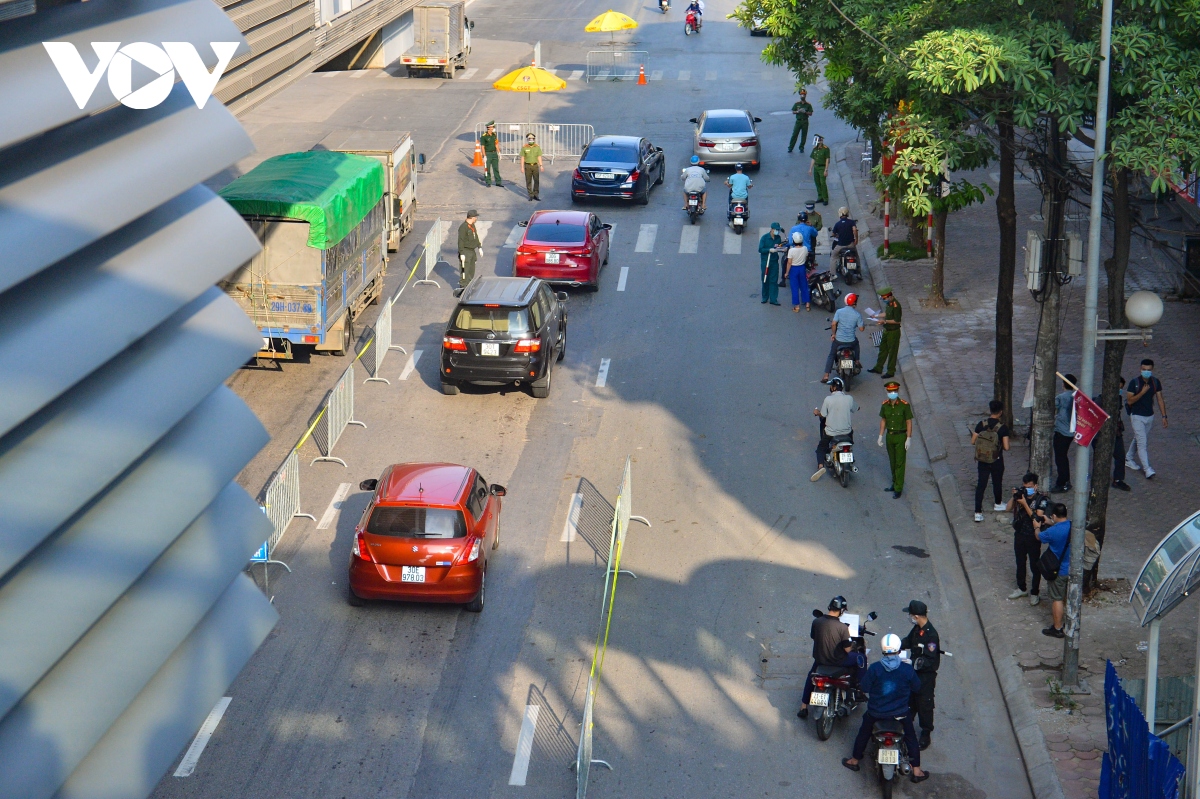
[690,109,762,169]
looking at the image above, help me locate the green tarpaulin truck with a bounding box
[218,151,387,361]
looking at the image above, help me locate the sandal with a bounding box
[841,759,860,772]
[910,772,930,783]
[793,306,800,312]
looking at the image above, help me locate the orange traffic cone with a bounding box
[471,141,484,167]
[637,64,648,85]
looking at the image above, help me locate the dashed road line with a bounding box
[617,266,629,291]
[487,68,504,80]
[635,223,658,252]
[650,70,663,80]
[317,483,353,530]
[461,68,478,80]
[679,226,699,253]
[502,224,523,248]
[596,358,611,388]
[399,350,423,380]
[476,220,493,244]
[560,492,584,542]
[567,70,584,80]
[723,228,743,255]
[508,705,541,786]
[174,697,232,777]
[677,70,691,80]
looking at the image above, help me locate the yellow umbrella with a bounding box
[492,64,567,93]
[585,9,638,44]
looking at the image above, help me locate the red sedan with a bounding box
[513,210,611,291]
[347,463,504,612]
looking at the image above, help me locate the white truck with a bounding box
[315,130,417,252]
[400,0,472,79]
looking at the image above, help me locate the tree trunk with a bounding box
[994,117,1017,428]
[1084,167,1132,590]
[929,206,948,306]
[905,206,927,248]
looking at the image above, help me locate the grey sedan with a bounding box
[690,109,762,169]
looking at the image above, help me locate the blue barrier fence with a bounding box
[1101,660,1186,799]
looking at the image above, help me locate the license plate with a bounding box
[594,172,615,180]
[417,57,428,64]
[839,452,854,463]
[823,281,834,291]
[878,748,899,765]
[401,566,426,583]
[734,218,743,225]
[809,692,829,707]
[716,142,739,152]
[481,342,499,356]
[688,199,698,206]
[840,359,855,369]
[545,252,560,263]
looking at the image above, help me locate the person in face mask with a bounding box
[842,633,928,782]
[1006,471,1050,605]
[878,381,913,499]
[899,600,940,751]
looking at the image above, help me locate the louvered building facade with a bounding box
[0,3,279,798]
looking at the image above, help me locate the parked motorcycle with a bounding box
[684,9,701,33]
[868,716,913,798]
[686,190,704,224]
[809,270,840,311]
[807,609,876,739]
[836,246,863,284]
[659,0,670,11]
[728,196,747,233]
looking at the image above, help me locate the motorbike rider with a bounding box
[830,206,859,271]
[842,633,930,783]
[789,211,818,255]
[812,377,858,481]
[797,596,865,719]
[685,0,703,27]
[726,163,752,210]
[822,292,865,383]
[681,155,709,212]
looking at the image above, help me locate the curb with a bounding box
[835,151,1064,799]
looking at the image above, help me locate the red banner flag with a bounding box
[1072,390,1110,447]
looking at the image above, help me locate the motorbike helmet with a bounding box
[792,231,802,244]
[845,293,858,306]
[798,211,808,222]
[828,377,845,391]
[690,155,700,165]
[734,163,744,171]
[828,595,848,612]
[882,633,903,654]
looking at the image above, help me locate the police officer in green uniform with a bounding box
[809,135,831,205]
[804,201,823,236]
[878,380,912,498]
[788,89,814,153]
[520,133,544,200]
[480,122,502,187]
[900,600,940,751]
[457,209,482,289]
[869,286,902,377]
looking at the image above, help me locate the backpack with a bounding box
[974,420,1001,464]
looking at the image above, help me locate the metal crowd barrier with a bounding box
[365,297,407,384]
[472,123,595,163]
[312,363,366,467]
[415,217,446,287]
[575,457,650,798]
[250,449,317,590]
[585,51,648,82]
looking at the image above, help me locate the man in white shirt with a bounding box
[681,155,710,212]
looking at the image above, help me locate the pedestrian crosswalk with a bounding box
[322,67,791,82]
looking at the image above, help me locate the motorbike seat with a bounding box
[814,665,851,678]
[874,718,905,734]
[830,435,853,446]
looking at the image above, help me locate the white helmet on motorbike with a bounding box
[881,633,902,654]
[792,231,802,244]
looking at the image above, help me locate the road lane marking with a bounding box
[487,68,504,80]
[677,70,691,80]
[635,223,657,252]
[351,70,368,79]
[567,70,584,80]
[317,483,353,530]
[650,70,663,80]
[399,350,423,380]
[560,492,584,542]
[705,71,717,80]
[476,220,493,244]
[174,697,232,777]
[502,224,523,248]
[679,226,699,253]
[723,228,742,255]
[508,705,541,785]
[617,266,629,291]
[596,358,611,388]
[461,67,478,80]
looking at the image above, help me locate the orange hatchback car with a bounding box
[347,463,504,612]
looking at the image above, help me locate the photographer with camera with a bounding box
[1005,472,1050,606]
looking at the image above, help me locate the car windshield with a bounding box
[526,222,587,243]
[703,115,753,134]
[453,307,532,335]
[584,145,638,163]
[366,506,466,538]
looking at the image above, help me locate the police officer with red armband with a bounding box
[900,599,941,750]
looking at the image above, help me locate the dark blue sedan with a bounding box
[571,135,665,205]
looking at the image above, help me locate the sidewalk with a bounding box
[835,142,1200,799]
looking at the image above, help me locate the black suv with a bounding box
[440,277,567,398]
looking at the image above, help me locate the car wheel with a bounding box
[654,164,664,186]
[637,188,650,206]
[465,569,486,612]
[347,581,365,607]
[332,317,353,357]
[530,366,552,398]
[492,516,501,550]
[441,380,460,395]
[571,193,582,204]
[556,335,566,362]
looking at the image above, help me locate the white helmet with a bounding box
[881,633,902,654]
[792,231,802,244]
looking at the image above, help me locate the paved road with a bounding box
[153,0,1033,797]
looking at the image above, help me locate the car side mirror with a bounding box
[517,220,528,227]
[417,154,426,171]
[359,479,378,491]
[490,484,507,496]
[556,291,568,301]
[753,116,762,122]
[812,609,824,618]
[469,19,475,29]
[602,223,612,230]
[688,117,698,124]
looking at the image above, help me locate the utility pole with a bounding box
[1063,0,1114,689]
